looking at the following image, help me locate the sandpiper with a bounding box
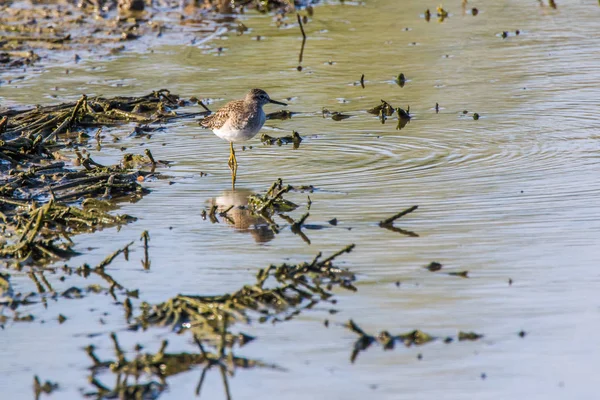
[201,89,288,175]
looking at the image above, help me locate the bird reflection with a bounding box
[210,188,274,243]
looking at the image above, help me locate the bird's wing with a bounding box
[200,100,241,129]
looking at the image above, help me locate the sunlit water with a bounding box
[2,0,600,399]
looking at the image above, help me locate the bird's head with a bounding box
[246,88,287,107]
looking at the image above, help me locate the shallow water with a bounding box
[2,0,600,398]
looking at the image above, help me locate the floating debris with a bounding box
[261,131,303,149]
[448,271,469,278]
[360,74,365,89]
[248,179,298,215]
[266,109,293,120]
[458,331,484,341]
[425,9,431,22]
[346,321,484,363]
[33,375,58,400]
[473,113,480,120]
[425,262,443,272]
[367,100,395,116]
[323,108,351,121]
[396,106,411,130]
[437,6,449,21]
[396,73,406,87]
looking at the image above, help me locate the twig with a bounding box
[379,205,418,226]
[297,14,307,65]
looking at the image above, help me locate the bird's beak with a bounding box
[269,99,288,106]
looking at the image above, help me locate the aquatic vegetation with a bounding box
[133,244,356,343]
[2,90,202,141]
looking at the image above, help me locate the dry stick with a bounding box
[51,173,111,192]
[140,231,150,270]
[103,174,116,198]
[0,116,7,134]
[0,151,18,165]
[198,101,211,113]
[144,149,157,172]
[0,34,70,43]
[379,205,419,226]
[25,200,52,245]
[0,196,29,207]
[17,207,41,243]
[96,241,134,270]
[31,162,65,173]
[29,114,63,136]
[41,114,70,143]
[54,182,105,201]
[68,94,87,127]
[297,13,307,65]
[320,243,356,265]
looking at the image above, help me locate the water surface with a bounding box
[2,1,600,399]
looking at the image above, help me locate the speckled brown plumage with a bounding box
[200,89,287,186]
[200,99,250,131]
[201,89,287,143]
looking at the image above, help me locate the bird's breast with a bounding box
[213,109,266,143]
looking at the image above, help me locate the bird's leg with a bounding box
[227,142,238,169]
[228,142,238,188]
[227,142,237,169]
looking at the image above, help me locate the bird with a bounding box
[200,88,287,183]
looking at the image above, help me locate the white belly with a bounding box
[213,111,266,143]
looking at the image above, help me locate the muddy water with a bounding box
[2,0,600,398]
